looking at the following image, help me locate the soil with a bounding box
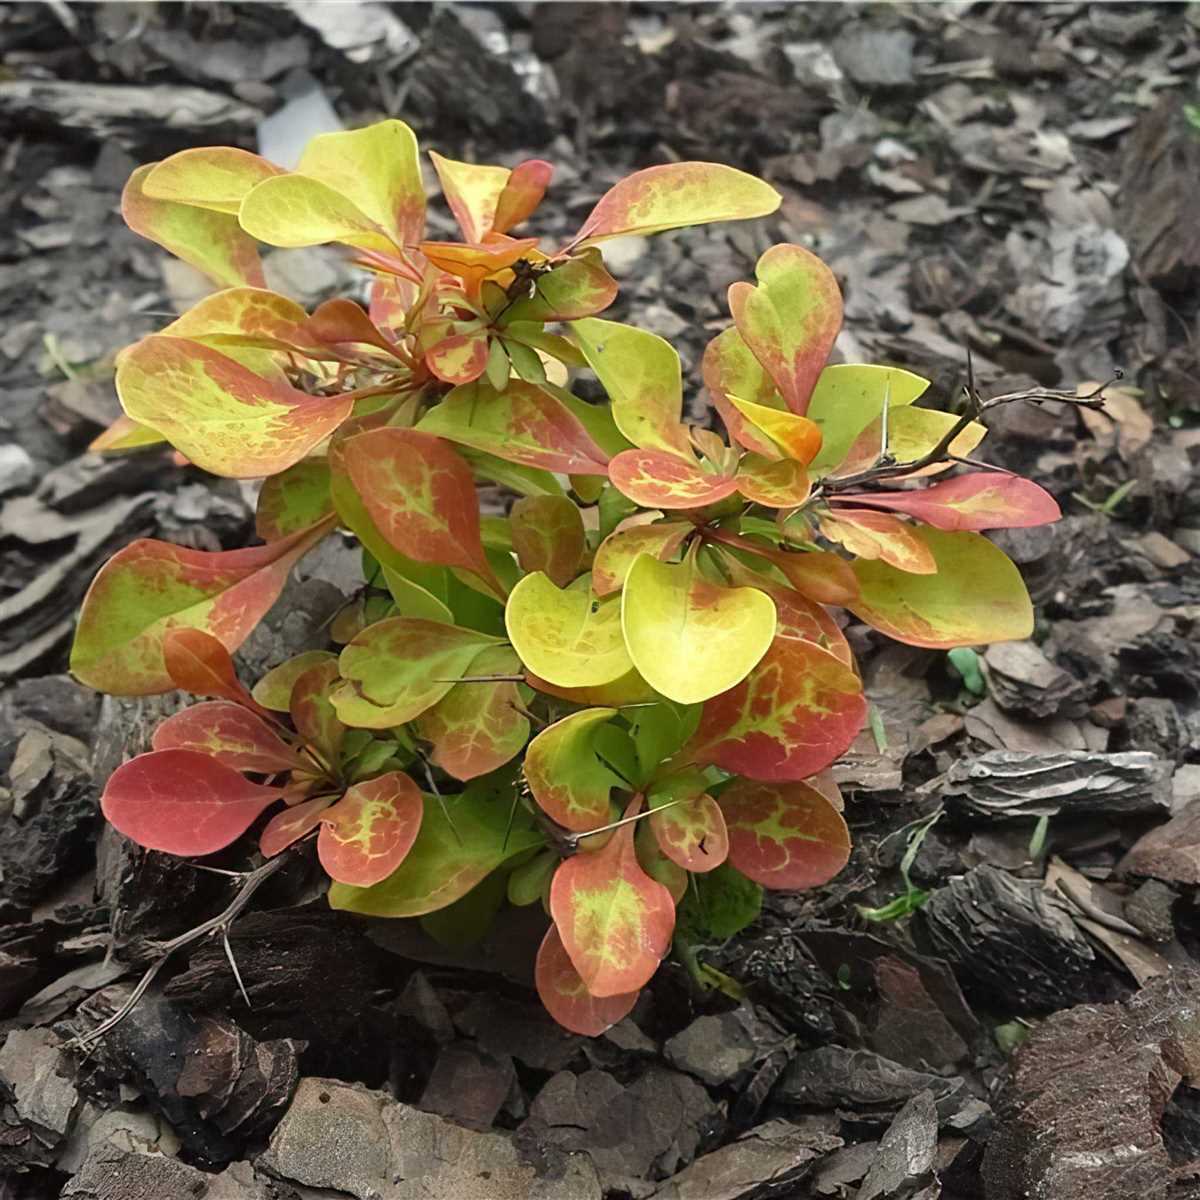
[1,4,1199,1199]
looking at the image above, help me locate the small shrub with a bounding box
[71,121,1060,1034]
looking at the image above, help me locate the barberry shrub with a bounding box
[70,121,1058,1034]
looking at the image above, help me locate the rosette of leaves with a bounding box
[71,122,1060,1035]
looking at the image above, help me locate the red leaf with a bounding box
[492,159,553,233]
[101,748,285,855]
[260,794,334,857]
[289,658,346,764]
[162,627,265,713]
[317,771,424,887]
[683,637,866,782]
[152,701,301,773]
[535,923,639,1036]
[609,449,739,510]
[718,778,850,889]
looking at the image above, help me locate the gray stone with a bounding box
[664,1005,786,1088]
[0,1027,79,1142]
[63,1142,210,1199]
[0,444,35,496]
[857,1090,938,1200]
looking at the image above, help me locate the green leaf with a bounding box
[677,862,763,940]
[523,708,624,832]
[420,869,507,947]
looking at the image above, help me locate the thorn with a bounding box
[423,762,462,846]
[222,926,252,1010]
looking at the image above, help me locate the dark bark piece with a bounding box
[663,1005,788,1089]
[983,970,1200,1200]
[1119,96,1200,293]
[870,957,969,1073]
[982,641,1087,719]
[774,1046,964,1116]
[1125,879,1178,943]
[453,994,583,1073]
[918,865,1102,1014]
[418,1043,515,1131]
[62,1142,211,1199]
[942,750,1173,821]
[648,1120,841,1200]
[4,676,100,745]
[857,1089,938,1200]
[1121,800,1200,885]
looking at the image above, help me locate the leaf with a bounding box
[683,637,867,781]
[718,778,851,889]
[429,152,510,242]
[535,923,639,1036]
[677,862,762,940]
[117,336,354,478]
[703,328,786,458]
[736,455,812,507]
[340,428,500,592]
[90,414,167,453]
[567,162,780,248]
[122,165,266,289]
[728,395,822,464]
[609,449,739,510]
[505,573,633,688]
[848,527,1034,648]
[817,509,937,574]
[510,496,585,587]
[417,645,530,781]
[634,820,689,903]
[833,406,987,479]
[317,771,424,887]
[835,474,1062,532]
[504,249,617,322]
[239,174,396,253]
[627,704,695,785]
[162,627,257,707]
[572,318,692,458]
[328,774,545,917]
[151,701,301,773]
[251,650,337,711]
[493,159,553,232]
[159,286,308,343]
[621,553,776,705]
[805,365,932,475]
[290,658,346,763]
[425,328,490,385]
[71,521,332,695]
[256,459,334,541]
[260,794,334,858]
[727,245,842,416]
[592,520,691,597]
[335,617,500,728]
[143,146,283,214]
[722,537,860,606]
[420,869,507,947]
[549,797,677,997]
[647,774,730,874]
[101,748,285,855]
[523,708,625,832]
[525,667,659,708]
[417,380,610,476]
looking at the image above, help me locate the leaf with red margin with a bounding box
[417,645,529,781]
[419,238,539,289]
[505,249,618,322]
[835,473,1062,532]
[116,336,354,478]
[252,650,337,711]
[715,535,859,606]
[239,174,396,253]
[340,428,500,593]
[493,160,552,232]
[162,626,260,709]
[152,701,301,773]
[609,449,738,510]
[727,244,842,417]
[334,617,501,729]
[255,459,333,541]
[592,520,691,597]
[634,820,689,903]
[290,659,345,763]
[428,152,510,242]
[736,455,812,507]
[682,637,867,781]
[317,770,424,887]
[122,165,266,289]
[565,162,780,249]
[425,328,490,384]
[368,274,419,338]
[535,923,639,1035]
[328,776,545,917]
[572,319,694,459]
[549,795,676,997]
[303,299,405,360]
[817,509,937,574]
[728,396,822,465]
[717,553,852,666]
[101,748,286,855]
[647,772,729,874]
[90,414,166,453]
[703,328,785,458]
[260,794,335,858]
[143,146,282,214]
[718,778,850,889]
[417,380,610,477]
[159,287,308,355]
[70,517,334,696]
[523,708,625,832]
[848,527,1034,648]
[510,496,585,587]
